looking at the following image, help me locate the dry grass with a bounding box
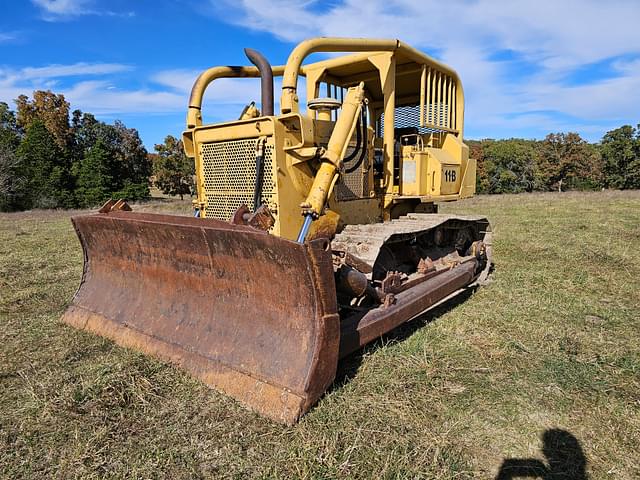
[1,191,639,479]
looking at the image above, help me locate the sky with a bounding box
[0,0,639,149]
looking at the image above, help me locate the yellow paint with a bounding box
[183,38,477,241]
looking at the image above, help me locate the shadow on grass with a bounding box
[332,286,477,390]
[495,429,587,479]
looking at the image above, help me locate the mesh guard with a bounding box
[200,138,276,220]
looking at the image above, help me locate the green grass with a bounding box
[1,191,639,479]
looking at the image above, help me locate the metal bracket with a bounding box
[98,199,132,213]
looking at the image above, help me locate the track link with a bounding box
[332,213,491,273]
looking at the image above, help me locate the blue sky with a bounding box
[1,0,639,149]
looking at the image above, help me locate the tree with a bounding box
[0,144,22,210]
[111,121,151,199]
[537,133,602,191]
[0,93,151,211]
[14,120,73,209]
[0,103,23,210]
[467,139,489,193]
[70,112,150,201]
[481,139,539,194]
[0,102,21,150]
[74,139,114,207]
[600,125,640,189]
[152,135,194,199]
[15,91,71,150]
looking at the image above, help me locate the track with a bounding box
[332,213,493,358]
[332,213,492,279]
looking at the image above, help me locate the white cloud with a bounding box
[0,61,261,121]
[0,32,17,43]
[31,0,135,20]
[32,0,92,16]
[152,69,264,103]
[0,64,178,114]
[214,0,640,139]
[0,63,134,103]
[150,68,309,112]
[62,80,185,114]
[151,70,197,93]
[20,63,132,80]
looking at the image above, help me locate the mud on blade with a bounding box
[62,210,340,424]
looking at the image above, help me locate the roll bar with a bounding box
[279,37,462,114]
[186,38,464,133]
[186,65,286,128]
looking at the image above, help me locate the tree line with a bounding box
[1,88,638,212]
[0,90,153,211]
[470,127,640,194]
[0,89,197,212]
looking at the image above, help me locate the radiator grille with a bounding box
[336,153,369,201]
[200,138,275,220]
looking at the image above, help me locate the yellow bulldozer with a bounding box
[63,38,491,424]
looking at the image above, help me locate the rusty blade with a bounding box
[62,211,340,424]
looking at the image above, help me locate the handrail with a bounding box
[186,65,286,128]
[186,38,465,135]
[280,38,397,114]
[279,37,464,135]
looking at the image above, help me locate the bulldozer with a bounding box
[63,38,491,424]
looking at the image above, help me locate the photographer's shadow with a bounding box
[496,429,587,479]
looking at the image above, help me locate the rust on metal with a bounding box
[98,198,132,213]
[417,257,435,274]
[338,260,476,358]
[62,210,339,424]
[247,204,276,231]
[335,264,369,298]
[112,199,132,211]
[230,204,276,231]
[332,249,373,274]
[306,209,340,241]
[230,204,251,225]
[381,271,405,294]
[63,208,490,423]
[98,199,116,213]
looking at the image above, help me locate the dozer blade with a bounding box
[62,211,340,424]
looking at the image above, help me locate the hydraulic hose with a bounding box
[253,137,267,212]
[342,115,362,164]
[344,109,368,174]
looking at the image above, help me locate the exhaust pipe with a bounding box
[244,48,274,212]
[244,48,274,116]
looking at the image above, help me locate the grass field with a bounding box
[1,191,639,479]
